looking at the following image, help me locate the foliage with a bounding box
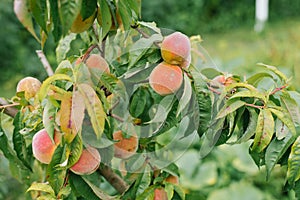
[1,0,300,199]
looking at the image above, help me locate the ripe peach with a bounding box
[16,76,41,100]
[113,130,138,159]
[86,54,110,73]
[180,54,191,69]
[32,129,60,164]
[165,175,179,184]
[154,188,168,200]
[161,32,191,65]
[70,146,101,175]
[70,11,96,33]
[211,75,234,87]
[149,62,183,96]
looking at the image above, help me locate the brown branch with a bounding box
[99,164,129,194]
[36,50,54,76]
[82,44,98,62]
[245,103,265,109]
[0,98,18,117]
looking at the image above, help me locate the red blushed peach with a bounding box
[154,188,168,200]
[149,62,183,96]
[161,32,191,65]
[70,146,101,175]
[86,54,110,73]
[113,130,138,159]
[211,75,235,87]
[16,76,41,100]
[32,129,60,164]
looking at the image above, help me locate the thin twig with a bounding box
[36,50,54,76]
[133,26,160,48]
[82,44,98,62]
[0,98,18,117]
[270,85,288,95]
[245,103,265,109]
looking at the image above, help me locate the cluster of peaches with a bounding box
[14,31,201,199]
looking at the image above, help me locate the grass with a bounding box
[200,18,300,81]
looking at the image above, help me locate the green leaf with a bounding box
[129,33,163,68]
[56,33,77,63]
[230,90,266,103]
[281,92,300,126]
[82,177,115,199]
[69,173,101,200]
[27,182,55,197]
[252,109,275,152]
[14,0,40,42]
[38,73,72,101]
[129,86,148,118]
[199,117,226,158]
[257,63,288,83]
[173,184,185,200]
[136,185,157,200]
[269,107,296,136]
[265,132,295,179]
[29,0,48,33]
[47,144,68,194]
[43,100,56,142]
[98,0,112,39]
[216,100,246,119]
[177,73,193,117]
[49,0,62,42]
[12,112,32,170]
[275,119,289,140]
[246,72,273,86]
[287,136,300,184]
[67,134,83,168]
[236,108,258,143]
[59,0,82,35]
[81,0,97,20]
[78,83,106,139]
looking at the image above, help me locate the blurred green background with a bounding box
[1,0,300,199]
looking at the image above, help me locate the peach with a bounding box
[211,75,234,87]
[161,32,191,65]
[86,54,110,73]
[149,62,183,96]
[70,11,96,33]
[165,175,179,184]
[154,188,168,200]
[113,130,138,159]
[16,76,41,100]
[70,146,101,175]
[32,129,60,164]
[180,54,191,69]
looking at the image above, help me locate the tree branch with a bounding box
[99,164,129,194]
[0,98,18,117]
[36,50,54,76]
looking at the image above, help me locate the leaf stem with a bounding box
[270,84,288,95]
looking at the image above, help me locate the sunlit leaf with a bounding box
[287,136,300,184]
[281,92,300,126]
[14,0,40,42]
[67,134,83,168]
[59,92,74,142]
[265,132,295,179]
[78,83,106,139]
[27,182,55,197]
[252,109,274,152]
[43,100,56,142]
[229,90,266,103]
[82,177,115,199]
[71,90,85,135]
[216,100,246,119]
[38,74,72,101]
[246,72,273,86]
[257,63,288,83]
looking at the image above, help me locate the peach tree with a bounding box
[1,0,300,199]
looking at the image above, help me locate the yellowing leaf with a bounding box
[78,83,106,139]
[252,109,274,152]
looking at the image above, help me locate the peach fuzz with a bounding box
[16,76,41,100]
[161,32,191,65]
[32,129,60,164]
[149,62,183,96]
[70,146,101,175]
[113,130,138,159]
